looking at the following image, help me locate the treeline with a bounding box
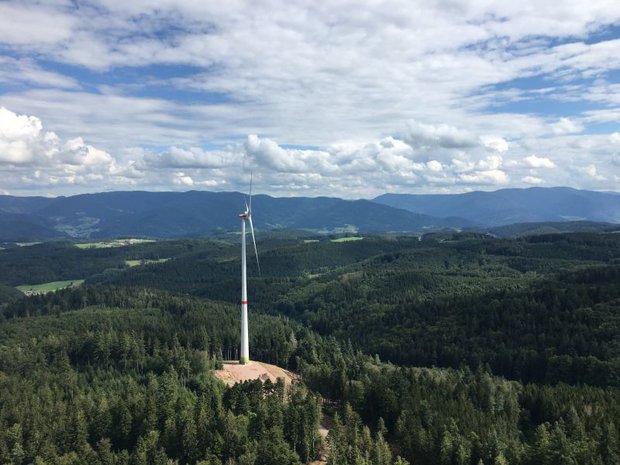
[1,287,299,367]
[0,288,321,465]
[75,233,620,388]
[3,233,620,464]
[1,358,321,465]
[293,333,620,465]
[287,263,620,387]
[86,237,419,295]
[1,287,619,464]
[0,240,232,287]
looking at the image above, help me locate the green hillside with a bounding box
[1,232,619,464]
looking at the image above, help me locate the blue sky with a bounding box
[0,0,619,197]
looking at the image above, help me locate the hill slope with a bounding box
[374,187,620,226]
[0,191,465,240]
[2,187,618,241]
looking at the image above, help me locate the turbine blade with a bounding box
[248,216,260,276]
[248,172,253,213]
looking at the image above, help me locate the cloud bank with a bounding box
[1,107,617,197]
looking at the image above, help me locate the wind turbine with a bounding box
[239,174,260,364]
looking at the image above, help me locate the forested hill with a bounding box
[1,232,620,463]
[374,187,620,225]
[0,191,464,240]
[78,231,620,388]
[2,187,619,241]
[1,286,619,464]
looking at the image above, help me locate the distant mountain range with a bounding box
[375,187,620,226]
[0,191,464,241]
[0,187,618,241]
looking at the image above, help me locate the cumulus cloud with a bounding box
[245,135,310,173]
[481,136,509,153]
[0,107,121,190]
[405,120,478,149]
[426,160,443,172]
[524,155,556,168]
[0,106,42,140]
[0,107,114,168]
[0,106,42,163]
[459,170,509,185]
[522,176,543,184]
[241,132,515,193]
[550,117,584,135]
[145,146,233,169]
[476,155,503,170]
[0,1,619,197]
[582,164,606,180]
[1,106,619,197]
[173,172,194,186]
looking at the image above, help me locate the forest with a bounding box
[0,231,619,464]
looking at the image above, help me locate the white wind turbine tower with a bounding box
[238,175,260,365]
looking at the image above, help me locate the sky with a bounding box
[0,0,619,198]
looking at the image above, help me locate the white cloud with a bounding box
[1,0,620,196]
[2,105,620,197]
[146,146,234,169]
[0,57,78,89]
[0,106,43,163]
[583,164,606,180]
[173,172,194,186]
[0,106,42,140]
[426,160,443,172]
[459,170,509,185]
[0,107,120,187]
[476,155,503,170]
[524,155,556,168]
[0,3,75,45]
[481,136,509,153]
[405,120,478,149]
[522,176,543,184]
[550,117,583,135]
[245,135,309,173]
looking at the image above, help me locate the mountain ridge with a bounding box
[0,190,466,240]
[1,187,618,241]
[374,186,620,226]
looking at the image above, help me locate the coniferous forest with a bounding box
[0,231,619,464]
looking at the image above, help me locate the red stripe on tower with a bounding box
[241,300,248,305]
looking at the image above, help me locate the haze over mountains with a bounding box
[0,187,618,241]
[375,187,620,226]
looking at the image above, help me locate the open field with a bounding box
[17,279,84,295]
[330,236,364,243]
[125,258,169,267]
[75,238,155,249]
